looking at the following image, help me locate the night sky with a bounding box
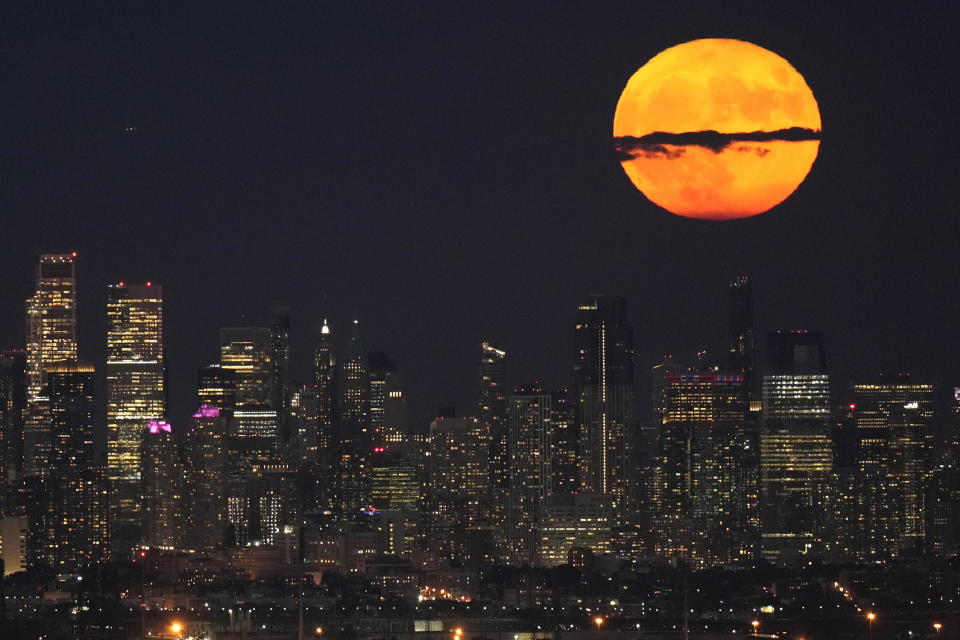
[2,4,957,435]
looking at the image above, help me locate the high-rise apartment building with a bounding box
[574,296,634,502]
[654,371,752,567]
[46,362,107,569]
[760,330,833,564]
[507,385,555,566]
[141,419,182,549]
[424,415,489,562]
[106,282,165,556]
[184,404,227,553]
[24,253,78,477]
[479,341,507,555]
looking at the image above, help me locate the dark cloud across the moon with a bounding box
[614,126,822,157]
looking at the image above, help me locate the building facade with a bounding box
[106,282,165,556]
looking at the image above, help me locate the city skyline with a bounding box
[0,4,958,637]
[0,254,956,443]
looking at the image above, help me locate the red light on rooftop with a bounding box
[848,403,856,410]
[146,281,152,287]
[71,251,77,257]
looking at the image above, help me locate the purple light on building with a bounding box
[148,419,172,434]
[192,404,221,418]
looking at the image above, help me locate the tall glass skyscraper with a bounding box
[24,253,78,477]
[220,325,273,406]
[850,375,934,557]
[574,296,633,504]
[25,254,77,402]
[106,282,165,556]
[479,341,507,554]
[760,330,833,564]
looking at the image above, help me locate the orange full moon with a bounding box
[613,39,821,220]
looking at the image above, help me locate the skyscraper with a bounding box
[288,384,319,469]
[760,330,833,563]
[314,320,337,458]
[654,370,752,567]
[268,309,291,423]
[479,341,508,551]
[849,374,934,557]
[141,419,182,549]
[574,296,634,504]
[339,319,368,442]
[220,325,273,406]
[424,415,489,562]
[368,352,401,445]
[184,404,227,553]
[0,350,27,488]
[106,282,165,556]
[46,361,107,569]
[727,276,755,393]
[197,364,237,415]
[25,254,77,403]
[24,253,78,477]
[507,385,555,566]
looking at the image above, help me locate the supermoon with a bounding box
[613,39,821,220]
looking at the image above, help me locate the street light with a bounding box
[751,620,759,636]
[866,612,875,640]
[170,622,182,639]
[315,627,324,636]
[934,622,943,637]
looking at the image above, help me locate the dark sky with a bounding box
[1,3,958,434]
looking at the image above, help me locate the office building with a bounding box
[220,325,272,406]
[106,282,165,556]
[760,331,833,564]
[574,296,634,503]
[654,370,752,567]
[314,319,337,457]
[339,319,368,442]
[849,374,934,557]
[538,493,611,567]
[24,253,78,477]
